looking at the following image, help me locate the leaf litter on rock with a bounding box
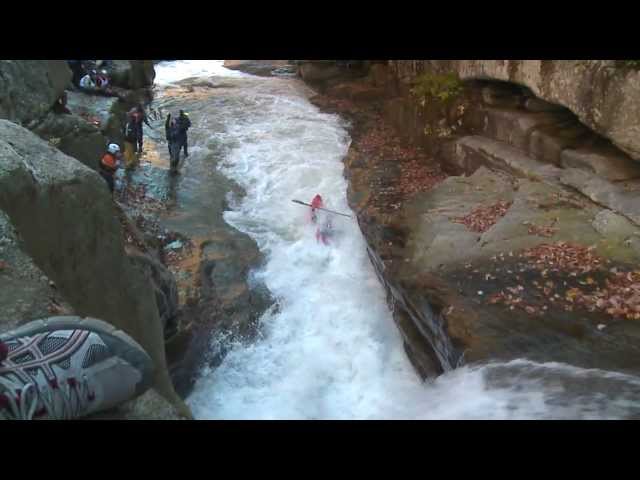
[451,200,512,233]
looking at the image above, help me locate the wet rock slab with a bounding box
[353,153,640,375]
[224,60,293,77]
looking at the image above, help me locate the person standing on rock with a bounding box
[165,114,182,174]
[123,119,138,170]
[99,143,122,194]
[177,110,192,157]
[129,104,152,155]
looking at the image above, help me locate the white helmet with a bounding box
[107,143,120,154]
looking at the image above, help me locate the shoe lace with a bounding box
[0,374,93,420]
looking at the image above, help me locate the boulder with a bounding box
[31,112,106,170]
[298,62,344,84]
[0,60,71,126]
[0,119,189,417]
[65,91,120,131]
[109,61,156,90]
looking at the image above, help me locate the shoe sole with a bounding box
[0,316,154,398]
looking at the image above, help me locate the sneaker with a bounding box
[0,316,154,420]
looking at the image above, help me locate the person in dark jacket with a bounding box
[177,110,192,157]
[165,113,174,155]
[53,92,71,115]
[122,119,138,169]
[165,113,182,173]
[129,104,152,154]
[67,60,86,87]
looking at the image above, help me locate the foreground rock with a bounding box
[0,119,189,417]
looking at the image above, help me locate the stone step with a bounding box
[560,168,640,227]
[442,135,562,181]
[462,104,640,178]
[561,146,640,182]
[464,105,572,154]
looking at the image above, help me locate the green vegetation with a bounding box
[410,72,463,105]
[618,60,640,69]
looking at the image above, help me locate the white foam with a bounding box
[154,60,247,85]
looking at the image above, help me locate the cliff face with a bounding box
[388,60,640,162]
[303,60,640,379]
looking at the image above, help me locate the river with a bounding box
[151,61,640,419]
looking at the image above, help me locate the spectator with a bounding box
[52,92,71,115]
[99,143,122,194]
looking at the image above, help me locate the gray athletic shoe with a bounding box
[0,316,154,420]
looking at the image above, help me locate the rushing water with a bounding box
[153,61,640,419]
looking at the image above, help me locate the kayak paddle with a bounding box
[292,199,352,218]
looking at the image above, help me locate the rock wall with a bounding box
[388,60,640,162]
